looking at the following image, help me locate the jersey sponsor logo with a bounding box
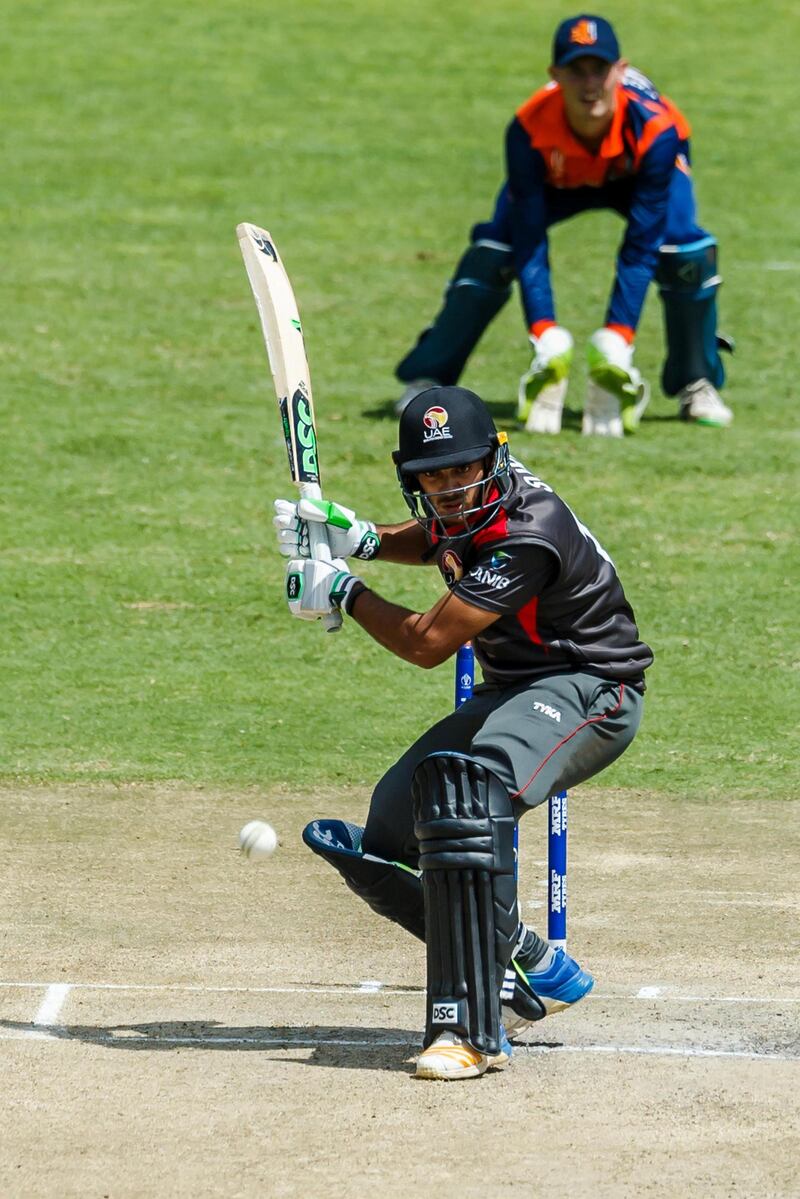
[533,701,561,722]
[432,1001,459,1024]
[489,550,511,569]
[441,548,464,584]
[570,18,597,45]
[468,565,511,590]
[422,405,452,442]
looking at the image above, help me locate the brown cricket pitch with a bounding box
[1,783,797,1198]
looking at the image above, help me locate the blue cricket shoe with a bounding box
[501,948,594,1037]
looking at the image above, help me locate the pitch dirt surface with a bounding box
[2,784,798,1198]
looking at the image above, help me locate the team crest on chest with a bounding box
[441,548,463,584]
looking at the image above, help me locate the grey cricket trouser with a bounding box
[363,671,643,866]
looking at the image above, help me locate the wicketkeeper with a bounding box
[274,386,652,1079]
[395,13,733,435]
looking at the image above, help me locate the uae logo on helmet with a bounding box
[422,405,452,442]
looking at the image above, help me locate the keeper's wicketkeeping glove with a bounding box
[586,327,644,398]
[285,557,367,622]
[519,325,573,395]
[273,498,380,562]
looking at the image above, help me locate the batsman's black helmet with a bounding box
[393,386,499,474]
[392,386,512,541]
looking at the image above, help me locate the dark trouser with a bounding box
[363,672,643,865]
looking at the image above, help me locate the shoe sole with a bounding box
[415,1058,488,1080]
[683,413,733,428]
[415,1038,512,1078]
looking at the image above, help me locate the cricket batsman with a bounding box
[395,14,733,436]
[274,386,653,1079]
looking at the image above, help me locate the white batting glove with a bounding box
[273,498,380,561]
[285,557,366,621]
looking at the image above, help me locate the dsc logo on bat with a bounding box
[289,388,319,480]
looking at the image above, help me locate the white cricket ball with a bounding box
[238,820,278,861]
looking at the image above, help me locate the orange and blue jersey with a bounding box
[494,68,702,334]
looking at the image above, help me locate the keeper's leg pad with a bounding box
[412,753,518,1057]
[396,241,514,386]
[302,819,425,941]
[656,237,732,395]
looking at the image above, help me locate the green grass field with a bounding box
[1,0,797,797]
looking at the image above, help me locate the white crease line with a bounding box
[637,986,663,998]
[13,983,72,1041]
[0,1028,794,1062]
[516,1042,798,1062]
[33,983,71,1026]
[0,980,798,1004]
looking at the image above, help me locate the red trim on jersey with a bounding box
[509,684,626,802]
[471,505,509,549]
[517,594,544,646]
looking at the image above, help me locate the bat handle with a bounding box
[300,483,343,633]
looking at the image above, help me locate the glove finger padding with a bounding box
[273,499,310,558]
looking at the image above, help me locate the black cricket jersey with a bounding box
[431,458,653,689]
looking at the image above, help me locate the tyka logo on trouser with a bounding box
[533,701,561,722]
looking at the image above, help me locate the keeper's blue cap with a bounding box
[552,15,620,66]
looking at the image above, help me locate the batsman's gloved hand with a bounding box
[586,327,645,399]
[273,498,381,561]
[285,557,367,621]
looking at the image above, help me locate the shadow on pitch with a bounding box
[0,1019,423,1072]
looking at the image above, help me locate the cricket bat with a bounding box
[236,222,342,631]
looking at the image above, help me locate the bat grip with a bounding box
[300,483,343,633]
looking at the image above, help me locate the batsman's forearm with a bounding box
[374,520,429,564]
[349,588,444,667]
